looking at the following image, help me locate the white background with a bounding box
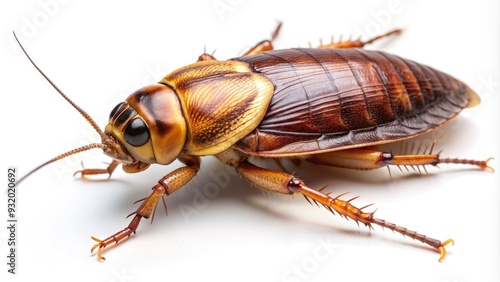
[1,1,499,281]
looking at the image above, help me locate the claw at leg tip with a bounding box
[90,236,106,261]
[485,157,495,172]
[438,239,454,262]
[91,244,106,261]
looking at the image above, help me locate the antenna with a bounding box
[12,32,110,184]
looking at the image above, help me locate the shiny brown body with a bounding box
[15,26,491,263]
[234,48,476,156]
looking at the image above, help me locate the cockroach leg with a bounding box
[242,40,274,56]
[439,157,494,172]
[438,239,455,262]
[91,156,200,260]
[91,213,143,261]
[74,159,121,180]
[317,28,403,49]
[91,181,168,260]
[198,21,281,60]
[242,21,282,56]
[307,148,493,172]
[235,160,453,261]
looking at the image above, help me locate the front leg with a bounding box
[74,159,121,180]
[91,154,200,260]
[74,159,153,180]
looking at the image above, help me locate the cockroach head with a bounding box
[105,84,187,165]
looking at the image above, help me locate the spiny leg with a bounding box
[307,147,494,172]
[316,28,403,49]
[91,155,200,260]
[235,161,454,262]
[295,183,455,262]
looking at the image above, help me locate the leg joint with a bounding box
[377,152,394,166]
[287,177,303,193]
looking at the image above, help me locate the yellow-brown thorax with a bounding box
[104,60,274,166]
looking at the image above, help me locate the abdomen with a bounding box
[233,48,479,156]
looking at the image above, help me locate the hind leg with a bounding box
[232,160,454,261]
[213,145,456,262]
[316,28,403,49]
[307,147,493,172]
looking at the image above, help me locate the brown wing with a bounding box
[233,48,479,157]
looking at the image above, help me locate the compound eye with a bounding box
[109,102,125,120]
[123,117,150,146]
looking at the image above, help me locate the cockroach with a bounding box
[15,23,493,262]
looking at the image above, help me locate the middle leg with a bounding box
[197,22,283,62]
[241,21,282,56]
